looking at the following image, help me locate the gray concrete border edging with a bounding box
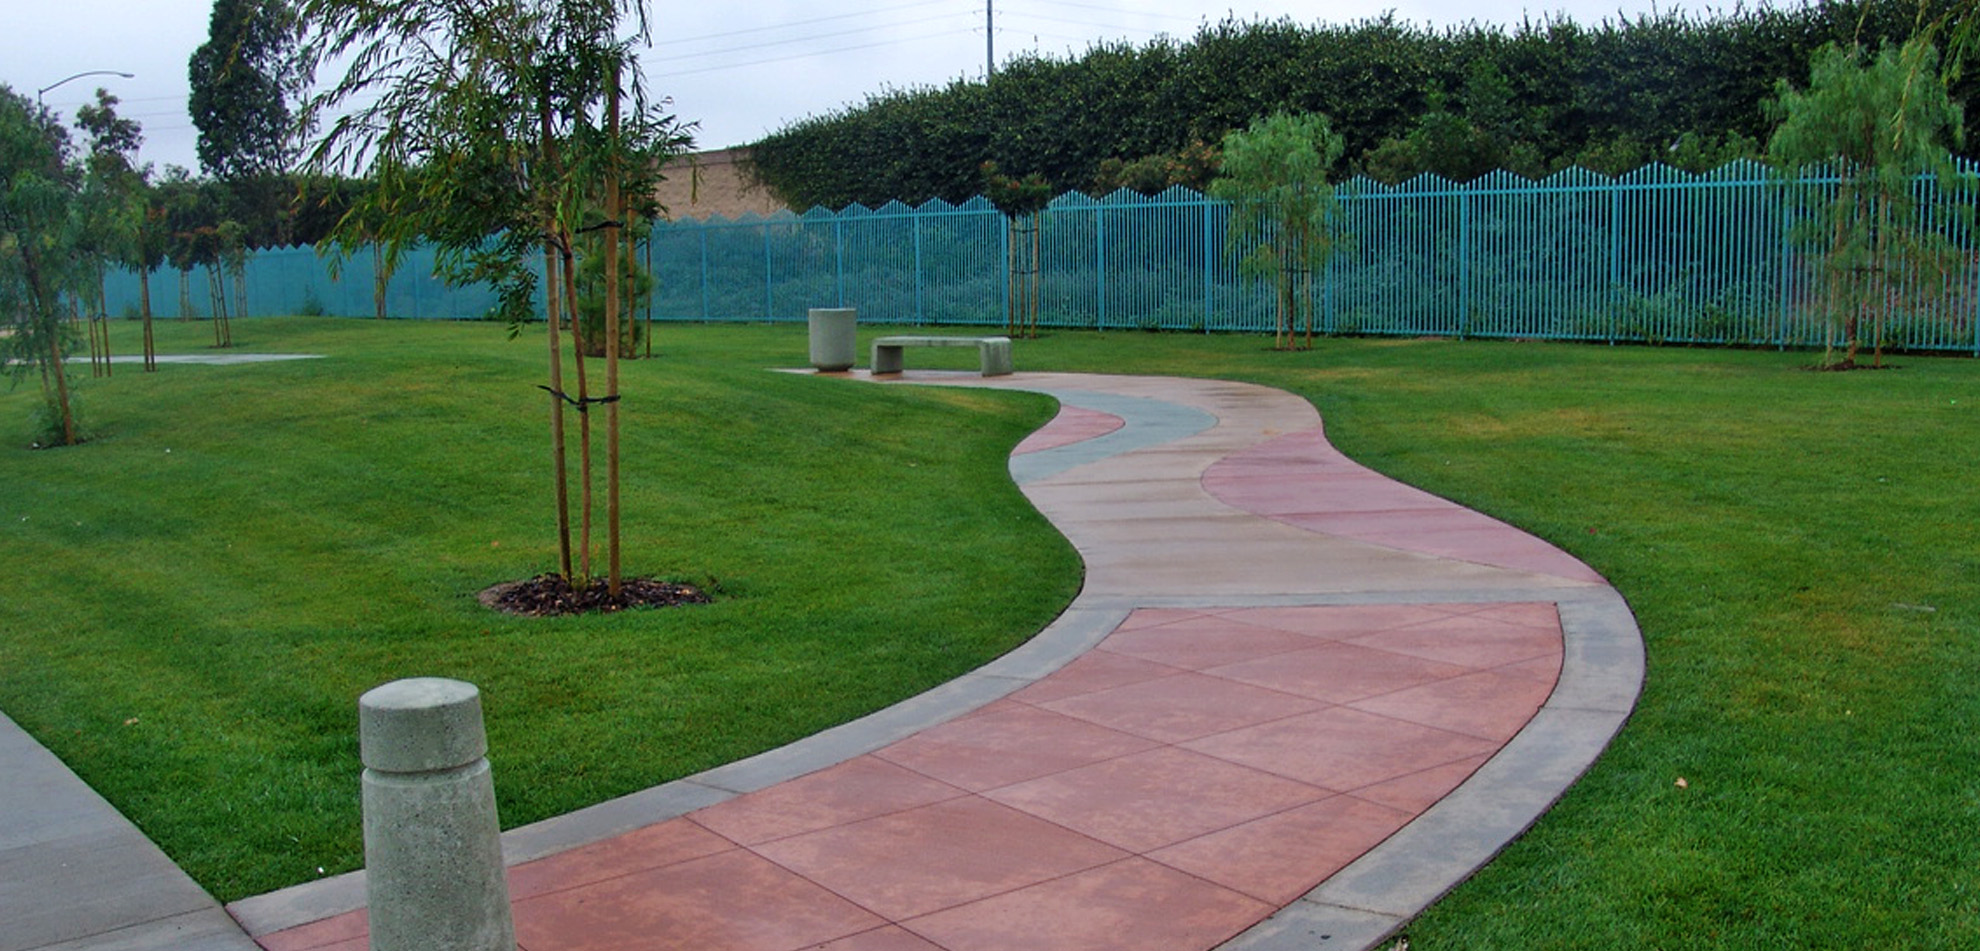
[1217,587,1643,951]
[229,373,1647,951]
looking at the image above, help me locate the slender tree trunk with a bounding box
[82,298,103,379]
[605,65,625,597]
[561,227,593,582]
[539,98,575,582]
[1873,196,1891,367]
[1005,216,1018,336]
[21,246,79,445]
[373,243,388,319]
[48,317,75,444]
[1303,230,1317,351]
[642,235,653,359]
[94,316,109,378]
[178,268,193,321]
[209,267,226,348]
[95,270,113,377]
[1030,214,1042,338]
[543,240,576,581]
[139,267,156,372]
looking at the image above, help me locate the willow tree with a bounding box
[298,0,689,595]
[1,86,84,445]
[1768,40,1968,368]
[1208,111,1345,351]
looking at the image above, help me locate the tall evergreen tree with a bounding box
[189,0,308,181]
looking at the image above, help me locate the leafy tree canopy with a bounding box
[189,0,310,181]
[1,85,86,443]
[1767,39,1968,367]
[1208,111,1345,349]
[746,0,1972,210]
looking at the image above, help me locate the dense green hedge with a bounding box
[745,0,1973,210]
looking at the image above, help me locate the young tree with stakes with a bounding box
[298,0,690,598]
[73,90,146,377]
[982,161,1052,339]
[77,90,164,370]
[1209,111,1347,351]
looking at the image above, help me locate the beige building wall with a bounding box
[655,147,790,221]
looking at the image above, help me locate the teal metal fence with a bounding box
[103,159,1980,353]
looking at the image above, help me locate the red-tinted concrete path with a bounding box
[229,372,1641,951]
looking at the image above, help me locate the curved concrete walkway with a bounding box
[10,370,1642,951]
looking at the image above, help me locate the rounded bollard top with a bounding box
[359,677,488,774]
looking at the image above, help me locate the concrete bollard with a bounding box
[808,307,857,372]
[359,677,515,951]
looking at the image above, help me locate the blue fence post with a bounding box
[699,227,710,320]
[1200,193,1214,332]
[1095,208,1107,330]
[1777,183,1793,351]
[1456,191,1470,337]
[999,206,1010,331]
[1607,186,1621,346]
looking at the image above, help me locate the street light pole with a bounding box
[36,70,135,105]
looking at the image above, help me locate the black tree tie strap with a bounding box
[537,386,623,413]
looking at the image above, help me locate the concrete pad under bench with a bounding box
[871,335,1013,376]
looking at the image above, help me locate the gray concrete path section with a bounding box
[103,354,325,366]
[0,712,257,951]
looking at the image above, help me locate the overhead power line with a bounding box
[653,27,981,78]
[652,10,975,64]
[1017,0,1208,27]
[652,0,956,47]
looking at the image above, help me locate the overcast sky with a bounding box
[7,0,1685,175]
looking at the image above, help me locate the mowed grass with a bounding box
[1008,331,1980,949]
[6,318,1978,946]
[0,317,1079,901]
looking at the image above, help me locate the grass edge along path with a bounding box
[5,319,1977,948]
[0,317,1081,902]
[1013,330,1979,950]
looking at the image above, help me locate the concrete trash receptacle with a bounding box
[809,307,857,372]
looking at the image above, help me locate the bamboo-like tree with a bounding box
[1768,40,1969,368]
[298,0,689,594]
[1208,112,1345,351]
[1,86,85,445]
[74,90,148,376]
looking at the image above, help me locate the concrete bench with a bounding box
[871,335,1014,377]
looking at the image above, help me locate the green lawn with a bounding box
[4,318,1976,947]
[0,317,1079,901]
[1017,331,1980,949]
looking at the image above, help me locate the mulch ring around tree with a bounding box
[479,574,713,617]
[1805,360,1900,372]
